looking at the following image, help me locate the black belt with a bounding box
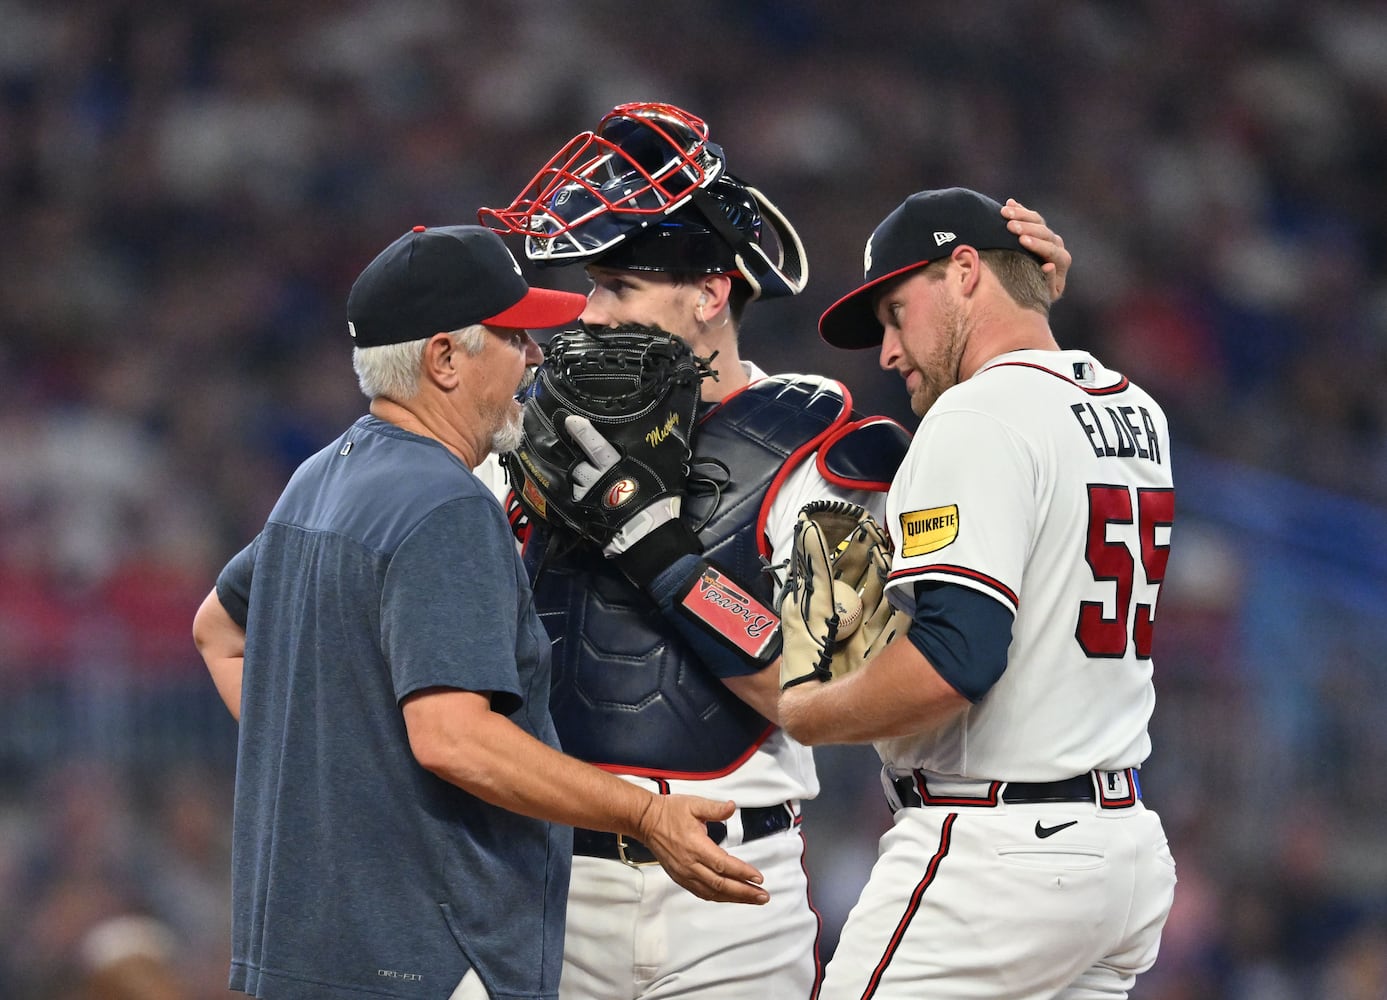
[894,773,1106,809]
[573,802,795,866]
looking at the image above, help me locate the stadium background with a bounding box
[2,1,1385,996]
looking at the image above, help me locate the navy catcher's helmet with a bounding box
[479,102,807,300]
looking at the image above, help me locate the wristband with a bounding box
[612,518,703,591]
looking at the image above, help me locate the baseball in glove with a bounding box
[778,500,909,690]
[503,322,713,554]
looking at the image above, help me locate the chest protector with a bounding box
[524,374,908,776]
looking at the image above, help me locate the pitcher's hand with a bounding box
[1003,198,1071,301]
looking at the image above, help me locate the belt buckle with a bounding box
[615,834,660,868]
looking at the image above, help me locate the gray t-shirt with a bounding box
[218,415,569,1000]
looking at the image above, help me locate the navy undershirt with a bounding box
[906,581,1014,702]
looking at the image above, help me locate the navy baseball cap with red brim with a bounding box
[347,224,586,347]
[819,188,1042,349]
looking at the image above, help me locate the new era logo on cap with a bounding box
[818,187,1044,350]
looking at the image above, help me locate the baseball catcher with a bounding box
[505,322,783,678]
[777,500,909,690]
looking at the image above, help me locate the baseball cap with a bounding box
[346,225,587,347]
[818,187,1041,349]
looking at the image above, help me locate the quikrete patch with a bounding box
[900,505,959,557]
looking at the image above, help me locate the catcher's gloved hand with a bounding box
[778,501,909,690]
[561,413,684,559]
[504,323,780,680]
[503,322,711,574]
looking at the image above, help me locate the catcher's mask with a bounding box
[479,101,807,300]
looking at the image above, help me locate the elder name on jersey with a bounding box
[1070,402,1163,464]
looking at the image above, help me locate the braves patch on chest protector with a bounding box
[680,565,779,658]
[900,504,959,557]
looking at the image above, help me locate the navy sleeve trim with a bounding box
[905,581,1014,702]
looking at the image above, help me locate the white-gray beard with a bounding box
[490,408,524,454]
[488,367,536,455]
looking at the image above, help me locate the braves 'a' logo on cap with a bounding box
[863,233,874,274]
[502,244,523,276]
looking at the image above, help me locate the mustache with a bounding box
[515,364,538,400]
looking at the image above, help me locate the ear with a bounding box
[951,246,984,296]
[422,333,461,389]
[694,274,733,320]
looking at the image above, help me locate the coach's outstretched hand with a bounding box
[636,795,770,905]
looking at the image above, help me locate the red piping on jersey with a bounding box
[592,721,777,780]
[504,488,531,546]
[703,375,854,560]
[816,416,903,493]
[798,828,827,999]
[889,564,1019,609]
[861,812,956,999]
[985,360,1130,396]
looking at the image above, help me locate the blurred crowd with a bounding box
[1,1,1385,997]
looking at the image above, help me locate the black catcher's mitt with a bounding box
[503,323,714,552]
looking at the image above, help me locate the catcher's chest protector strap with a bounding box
[689,373,857,565]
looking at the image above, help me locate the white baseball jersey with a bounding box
[878,349,1173,781]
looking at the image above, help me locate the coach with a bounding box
[192,225,766,1000]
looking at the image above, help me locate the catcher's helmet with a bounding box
[479,102,807,300]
